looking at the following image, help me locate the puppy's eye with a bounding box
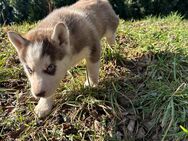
[26,65,33,74]
[44,64,56,75]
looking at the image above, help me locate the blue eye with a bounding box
[44,64,56,75]
[26,65,33,74]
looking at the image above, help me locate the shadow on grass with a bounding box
[1,49,188,140]
[59,50,188,140]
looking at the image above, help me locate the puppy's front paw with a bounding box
[34,98,53,118]
[34,104,52,118]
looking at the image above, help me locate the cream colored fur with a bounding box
[7,0,119,118]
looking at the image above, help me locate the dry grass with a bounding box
[1,13,188,140]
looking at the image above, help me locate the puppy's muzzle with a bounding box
[35,91,46,97]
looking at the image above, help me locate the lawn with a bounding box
[1,13,188,141]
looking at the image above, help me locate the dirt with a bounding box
[0,33,164,140]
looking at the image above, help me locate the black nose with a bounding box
[35,91,46,97]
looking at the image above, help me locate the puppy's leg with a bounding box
[85,43,101,87]
[34,96,54,118]
[85,59,100,87]
[105,30,116,46]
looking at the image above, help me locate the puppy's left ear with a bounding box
[51,22,69,46]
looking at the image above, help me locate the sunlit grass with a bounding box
[1,13,188,140]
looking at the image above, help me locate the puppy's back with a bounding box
[26,0,118,54]
[71,0,119,38]
[34,0,118,37]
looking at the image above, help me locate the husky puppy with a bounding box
[7,0,119,118]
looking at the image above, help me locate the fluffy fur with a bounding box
[7,0,119,118]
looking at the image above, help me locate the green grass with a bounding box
[1,13,188,140]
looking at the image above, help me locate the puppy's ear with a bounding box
[51,22,69,46]
[7,32,30,53]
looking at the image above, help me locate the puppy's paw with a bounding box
[34,98,53,118]
[34,104,52,118]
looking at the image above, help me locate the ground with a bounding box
[1,13,188,141]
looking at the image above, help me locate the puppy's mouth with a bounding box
[32,91,54,99]
[32,91,45,99]
[32,93,40,99]
[31,83,58,99]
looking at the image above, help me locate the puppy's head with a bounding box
[7,23,70,98]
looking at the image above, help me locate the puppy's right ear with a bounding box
[7,32,30,53]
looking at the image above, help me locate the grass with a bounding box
[1,13,188,140]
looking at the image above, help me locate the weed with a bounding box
[1,14,188,140]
